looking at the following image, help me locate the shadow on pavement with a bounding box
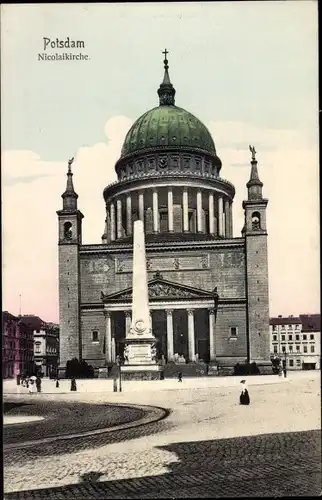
[5,430,321,499]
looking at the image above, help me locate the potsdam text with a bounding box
[43,37,85,51]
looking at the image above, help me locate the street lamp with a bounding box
[283,349,287,377]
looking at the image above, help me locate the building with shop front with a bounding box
[21,315,60,377]
[57,53,271,375]
[2,312,34,378]
[270,314,321,370]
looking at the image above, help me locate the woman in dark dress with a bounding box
[70,377,77,391]
[239,380,250,405]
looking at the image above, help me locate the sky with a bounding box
[1,1,319,323]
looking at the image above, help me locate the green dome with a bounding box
[121,105,216,157]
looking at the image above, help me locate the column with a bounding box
[125,311,131,334]
[229,201,233,237]
[138,191,144,222]
[149,311,153,331]
[208,308,216,361]
[116,198,122,239]
[183,188,189,232]
[218,196,224,237]
[110,202,116,241]
[168,188,174,232]
[225,199,230,238]
[196,190,202,232]
[111,337,116,363]
[104,311,112,363]
[187,309,196,362]
[105,210,111,243]
[153,188,159,232]
[208,192,215,235]
[166,309,174,361]
[126,194,132,236]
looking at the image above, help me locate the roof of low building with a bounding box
[299,314,321,332]
[270,316,301,325]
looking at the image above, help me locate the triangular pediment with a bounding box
[101,277,215,302]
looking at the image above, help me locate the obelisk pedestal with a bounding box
[121,220,163,380]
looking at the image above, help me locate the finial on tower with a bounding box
[249,145,257,162]
[247,144,263,200]
[68,157,74,174]
[158,48,176,105]
[61,156,78,208]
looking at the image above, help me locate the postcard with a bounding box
[2,2,320,498]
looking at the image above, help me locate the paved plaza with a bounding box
[3,371,321,498]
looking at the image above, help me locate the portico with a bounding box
[101,276,217,365]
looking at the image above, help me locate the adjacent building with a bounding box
[270,314,321,370]
[57,53,271,375]
[2,312,34,378]
[20,315,60,377]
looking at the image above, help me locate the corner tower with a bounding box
[57,158,84,373]
[243,146,270,370]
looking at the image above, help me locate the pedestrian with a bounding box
[178,371,183,383]
[28,379,35,395]
[56,378,60,388]
[36,376,42,393]
[239,380,250,405]
[70,377,77,391]
[283,367,287,378]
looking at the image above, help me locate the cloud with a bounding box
[2,117,319,322]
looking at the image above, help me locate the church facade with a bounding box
[57,53,271,374]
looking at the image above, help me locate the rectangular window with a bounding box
[303,346,308,353]
[288,325,293,329]
[295,335,300,341]
[273,335,277,341]
[288,335,292,341]
[289,359,294,367]
[310,346,315,353]
[282,346,286,352]
[159,211,169,232]
[92,330,99,342]
[289,345,293,352]
[296,345,300,352]
[281,335,285,341]
[272,325,277,331]
[310,334,314,340]
[302,334,307,340]
[230,327,238,337]
[295,324,300,330]
[273,346,278,353]
[296,359,301,366]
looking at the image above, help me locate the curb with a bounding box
[4,403,170,451]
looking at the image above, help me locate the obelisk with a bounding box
[128,220,152,338]
[122,220,158,372]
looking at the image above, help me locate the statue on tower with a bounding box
[68,157,74,173]
[249,145,257,162]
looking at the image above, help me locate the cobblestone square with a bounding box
[3,372,321,498]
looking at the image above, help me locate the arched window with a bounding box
[251,212,261,231]
[64,222,72,239]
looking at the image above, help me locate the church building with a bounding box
[57,52,271,374]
